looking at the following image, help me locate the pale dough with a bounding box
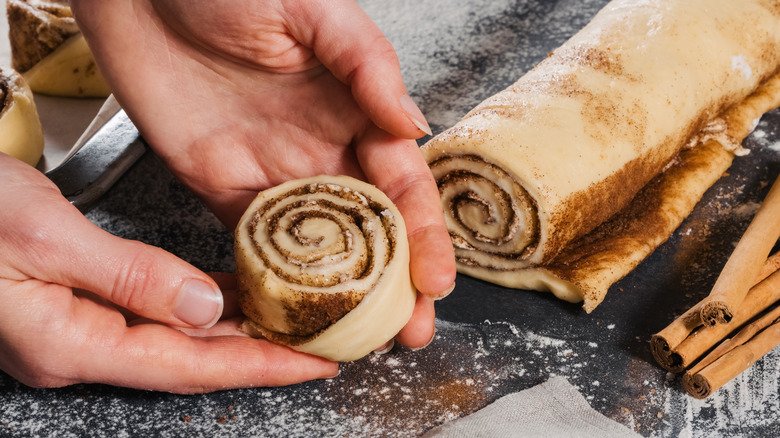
[23,34,111,97]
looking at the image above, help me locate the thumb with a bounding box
[18,204,223,329]
[82,236,225,329]
[286,0,432,139]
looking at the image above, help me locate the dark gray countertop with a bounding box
[2,0,780,436]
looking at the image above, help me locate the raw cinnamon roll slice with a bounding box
[0,68,44,166]
[235,175,416,361]
[7,0,110,97]
[423,0,780,311]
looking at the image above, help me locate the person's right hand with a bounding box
[0,154,338,393]
[69,0,457,351]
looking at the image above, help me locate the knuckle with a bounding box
[110,243,162,311]
[344,35,399,85]
[383,171,434,201]
[7,207,60,262]
[1,196,82,278]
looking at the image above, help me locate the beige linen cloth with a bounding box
[423,376,640,438]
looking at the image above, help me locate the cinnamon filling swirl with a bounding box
[7,0,78,73]
[429,154,539,270]
[0,77,9,112]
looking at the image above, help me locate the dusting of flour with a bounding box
[2,316,778,437]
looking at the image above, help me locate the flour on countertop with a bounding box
[750,117,780,155]
[1,315,778,437]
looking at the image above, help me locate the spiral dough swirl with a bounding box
[429,154,540,271]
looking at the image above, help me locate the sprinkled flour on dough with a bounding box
[731,54,753,81]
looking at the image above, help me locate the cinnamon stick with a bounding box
[651,256,780,372]
[699,174,780,326]
[650,303,706,373]
[761,251,780,279]
[679,249,780,398]
[688,303,780,375]
[682,311,780,399]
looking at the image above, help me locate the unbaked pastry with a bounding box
[235,175,416,361]
[422,0,780,312]
[0,68,44,166]
[7,0,110,97]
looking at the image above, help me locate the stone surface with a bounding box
[2,0,780,436]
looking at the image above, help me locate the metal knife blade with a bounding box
[44,109,147,212]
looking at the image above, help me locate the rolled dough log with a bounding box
[422,0,780,311]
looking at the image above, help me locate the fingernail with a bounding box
[174,280,224,328]
[400,94,432,136]
[373,339,395,355]
[410,327,437,351]
[434,282,456,301]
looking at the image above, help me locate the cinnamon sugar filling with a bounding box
[430,154,540,266]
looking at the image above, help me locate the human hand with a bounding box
[0,154,337,393]
[69,0,457,348]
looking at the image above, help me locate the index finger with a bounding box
[355,126,456,299]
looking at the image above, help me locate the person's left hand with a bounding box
[69,0,456,349]
[0,154,338,393]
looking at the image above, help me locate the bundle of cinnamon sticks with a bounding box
[651,174,780,399]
